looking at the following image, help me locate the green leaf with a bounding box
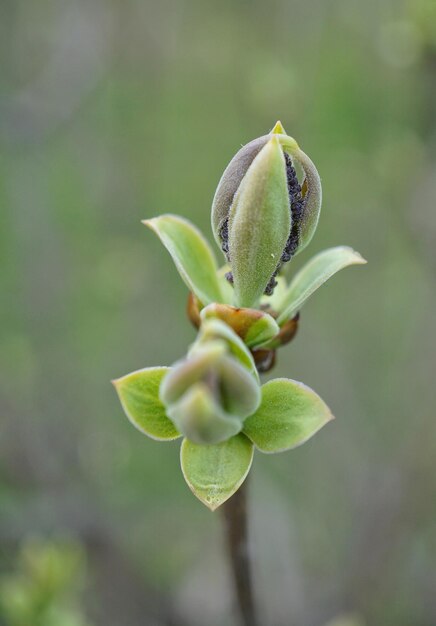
[228,136,291,308]
[180,434,254,510]
[167,383,243,445]
[211,136,270,250]
[245,313,280,348]
[200,303,279,349]
[112,367,180,441]
[143,214,224,305]
[276,246,367,324]
[160,342,227,406]
[217,355,261,418]
[243,378,333,453]
[161,341,260,420]
[194,316,259,381]
[290,147,322,254]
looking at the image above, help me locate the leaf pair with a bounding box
[144,214,366,331]
[113,367,333,510]
[161,337,260,445]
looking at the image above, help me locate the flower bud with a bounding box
[211,122,322,307]
[160,334,260,444]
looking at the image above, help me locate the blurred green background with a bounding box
[1,0,436,624]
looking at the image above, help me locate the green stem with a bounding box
[221,479,258,626]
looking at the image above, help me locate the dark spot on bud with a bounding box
[264,269,279,295]
[282,151,305,262]
[219,218,230,257]
[220,219,235,285]
[264,151,306,297]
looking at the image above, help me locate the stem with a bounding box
[221,479,258,626]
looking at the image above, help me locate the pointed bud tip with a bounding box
[345,248,368,265]
[271,120,286,135]
[265,133,283,153]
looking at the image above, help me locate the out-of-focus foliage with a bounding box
[323,615,366,626]
[0,537,92,626]
[1,0,435,624]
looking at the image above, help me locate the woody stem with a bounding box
[221,478,258,626]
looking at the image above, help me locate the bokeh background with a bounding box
[1,0,436,625]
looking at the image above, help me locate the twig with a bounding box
[221,479,258,626]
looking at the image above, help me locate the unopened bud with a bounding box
[211,122,322,307]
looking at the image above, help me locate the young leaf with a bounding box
[217,355,261,418]
[276,246,366,324]
[143,214,224,305]
[243,378,333,453]
[160,342,227,407]
[290,147,322,254]
[200,303,279,349]
[194,316,259,381]
[180,434,254,510]
[228,137,291,308]
[112,367,180,441]
[161,341,260,420]
[167,383,243,445]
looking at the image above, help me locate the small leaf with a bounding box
[277,246,367,324]
[228,136,291,308]
[243,378,333,453]
[180,434,254,510]
[113,367,180,441]
[194,316,259,380]
[211,136,270,250]
[217,355,261,418]
[290,147,322,254]
[167,383,243,444]
[144,214,224,305]
[160,343,227,406]
[200,303,279,349]
[258,314,299,351]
